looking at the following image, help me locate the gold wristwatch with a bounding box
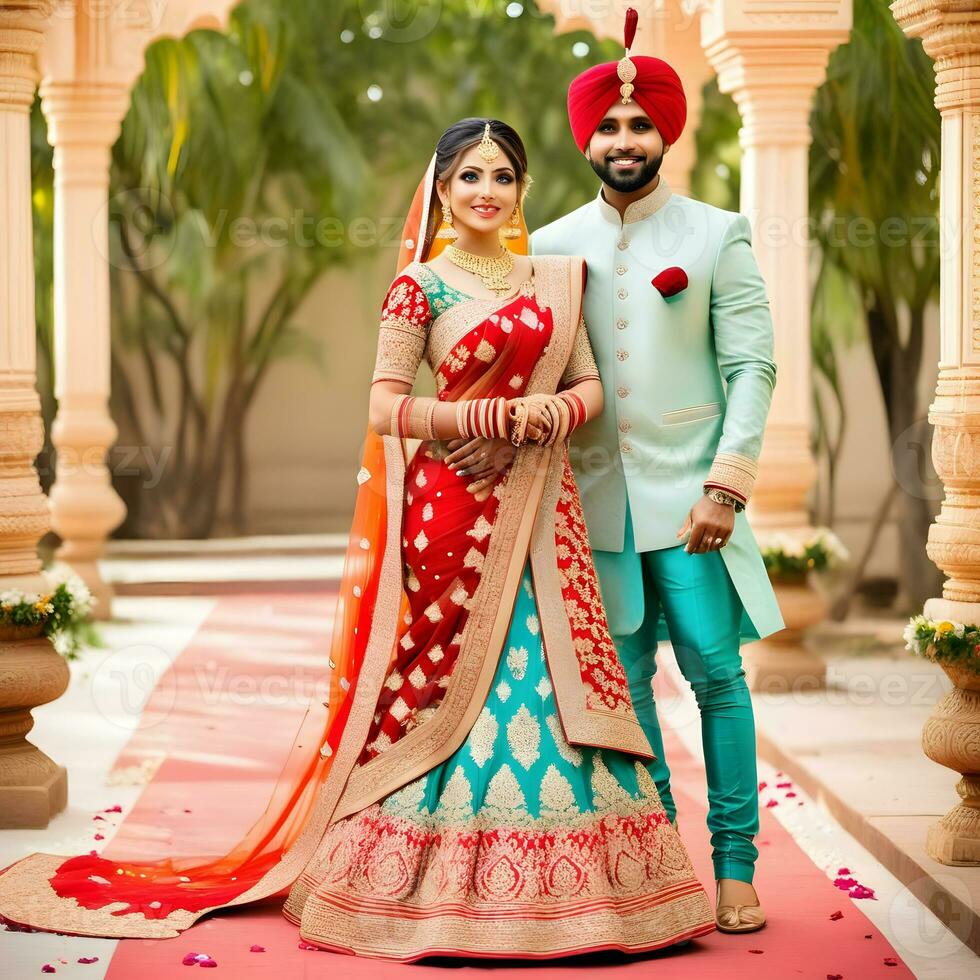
[705,487,745,513]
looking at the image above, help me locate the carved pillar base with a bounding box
[920,606,980,866]
[0,2,64,829]
[0,627,70,828]
[891,0,980,862]
[744,575,828,693]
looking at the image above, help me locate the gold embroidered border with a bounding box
[0,853,196,939]
[329,256,581,822]
[706,451,758,503]
[298,886,714,961]
[530,443,654,758]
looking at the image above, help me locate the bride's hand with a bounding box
[508,397,551,444]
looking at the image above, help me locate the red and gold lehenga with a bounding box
[0,155,714,961]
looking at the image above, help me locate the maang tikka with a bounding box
[478,122,500,163]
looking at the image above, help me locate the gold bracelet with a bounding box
[552,395,570,445]
[390,394,409,437]
[424,399,438,440]
[509,400,528,447]
[456,400,469,439]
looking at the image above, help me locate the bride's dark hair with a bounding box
[425,118,528,245]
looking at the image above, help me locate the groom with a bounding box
[527,13,785,932]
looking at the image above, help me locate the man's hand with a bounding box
[446,436,516,501]
[676,494,735,554]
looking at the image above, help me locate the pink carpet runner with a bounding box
[58,592,911,977]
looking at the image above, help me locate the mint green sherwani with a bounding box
[530,178,784,646]
[531,176,785,883]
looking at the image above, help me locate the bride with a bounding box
[0,118,714,960]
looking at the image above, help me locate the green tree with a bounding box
[810,0,941,612]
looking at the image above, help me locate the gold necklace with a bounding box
[444,244,515,296]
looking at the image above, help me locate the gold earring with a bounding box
[501,203,521,239]
[436,197,458,240]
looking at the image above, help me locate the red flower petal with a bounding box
[786,792,797,798]
[834,877,857,890]
[104,805,122,813]
[830,910,844,921]
[837,867,851,875]
[748,949,764,954]
[827,975,843,979]
[42,968,56,975]
[93,815,105,822]
[93,834,104,841]
[758,781,768,791]
[776,782,792,788]
[77,958,99,965]
[884,957,898,966]
[766,799,779,808]
[298,942,319,950]
[199,960,217,969]
[849,885,876,900]
[249,945,265,953]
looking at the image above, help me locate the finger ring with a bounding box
[713,537,723,546]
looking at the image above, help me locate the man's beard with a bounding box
[589,150,663,193]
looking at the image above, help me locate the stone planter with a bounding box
[922,661,980,865]
[0,622,46,642]
[0,632,69,827]
[743,569,828,694]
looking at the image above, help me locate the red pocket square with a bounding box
[652,267,688,298]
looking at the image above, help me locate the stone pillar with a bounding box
[698,0,851,528]
[891,0,980,866]
[0,0,71,828]
[696,0,852,690]
[40,81,130,620]
[36,2,239,618]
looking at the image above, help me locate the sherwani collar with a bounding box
[596,175,672,226]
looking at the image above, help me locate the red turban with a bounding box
[567,55,687,153]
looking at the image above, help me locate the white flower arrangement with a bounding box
[904,613,979,672]
[0,562,99,659]
[757,527,850,578]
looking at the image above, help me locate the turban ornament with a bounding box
[617,6,639,104]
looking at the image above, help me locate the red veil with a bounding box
[0,153,529,939]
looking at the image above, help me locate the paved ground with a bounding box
[0,553,976,977]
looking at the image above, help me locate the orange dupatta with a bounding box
[0,154,530,939]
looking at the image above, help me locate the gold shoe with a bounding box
[715,882,766,934]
